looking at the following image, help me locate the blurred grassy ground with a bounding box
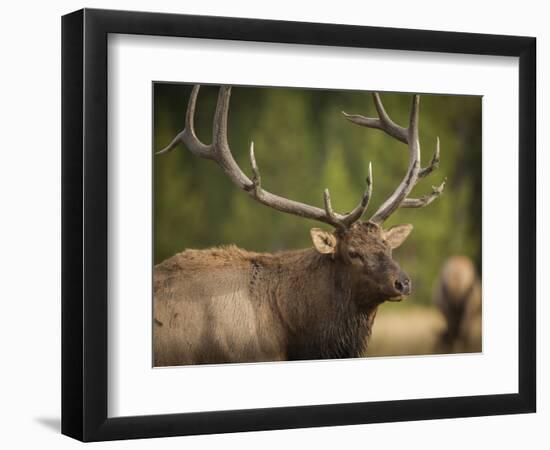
[367,302,446,357]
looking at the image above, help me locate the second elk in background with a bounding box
[433,256,482,353]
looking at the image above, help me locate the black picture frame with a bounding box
[61,8,536,442]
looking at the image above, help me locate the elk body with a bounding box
[154,86,445,366]
[434,256,482,353]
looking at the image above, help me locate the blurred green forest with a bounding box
[153,84,481,306]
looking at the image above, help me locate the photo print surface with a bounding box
[152,83,482,367]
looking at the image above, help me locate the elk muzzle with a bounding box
[389,271,412,301]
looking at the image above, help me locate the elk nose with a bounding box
[394,276,411,295]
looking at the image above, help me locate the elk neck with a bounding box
[254,247,379,360]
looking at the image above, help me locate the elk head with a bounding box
[157,86,445,303]
[310,222,413,303]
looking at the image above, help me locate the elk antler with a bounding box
[343,93,445,224]
[157,85,373,229]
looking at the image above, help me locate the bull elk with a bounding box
[153,86,445,366]
[434,256,482,353]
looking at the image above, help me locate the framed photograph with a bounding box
[62,8,536,441]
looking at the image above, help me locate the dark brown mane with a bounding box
[245,247,378,360]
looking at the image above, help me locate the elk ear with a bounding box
[384,224,413,249]
[310,228,337,254]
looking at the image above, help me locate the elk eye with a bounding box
[349,251,361,259]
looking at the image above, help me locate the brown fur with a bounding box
[433,256,482,353]
[153,222,411,366]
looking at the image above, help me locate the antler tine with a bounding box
[342,93,408,143]
[340,162,373,227]
[156,85,210,158]
[419,137,440,178]
[249,141,262,197]
[401,179,446,208]
[323,189,343,228]
[212,86,231,149]
[322,162,374,229]
[344,92,445,225]
[156,85,374,229]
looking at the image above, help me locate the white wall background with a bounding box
[0,1,546,448]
